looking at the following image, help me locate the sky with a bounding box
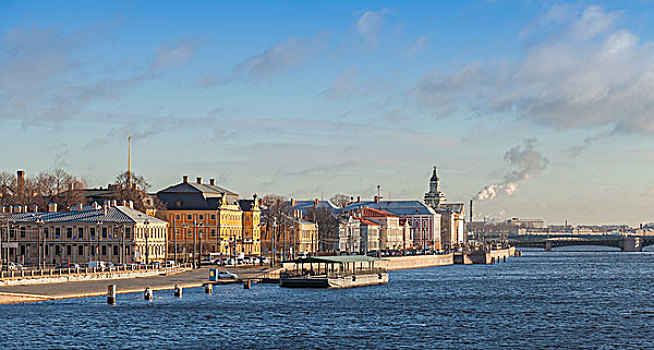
[1,1,654,225]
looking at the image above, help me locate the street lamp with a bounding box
[271,217,277,267]
[144,219,150,265]
[35,218,43,270]
[96,220,102,264]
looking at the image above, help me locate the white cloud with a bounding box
[406,35,429,57]
[152,38,202,70]
[413,5,654,136]
[356,8,393,49]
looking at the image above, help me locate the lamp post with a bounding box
[35,218,43,269]
[271,217,277,267]
[195,220,204,268]
[172,217,178,264]
[96,220,102,264]
[144,219,150,265]
[192,220,197,269]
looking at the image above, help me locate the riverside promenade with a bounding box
[0,266,273,304]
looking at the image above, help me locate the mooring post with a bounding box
[204,283,213,294]
[144,287,154,301]
[174,284,182,298]
[243,280,251,289]
[107,284,117,305]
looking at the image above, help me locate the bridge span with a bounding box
[509,236,654,252]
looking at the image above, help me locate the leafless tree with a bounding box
[306,207,339,252]
[111,171,166,218]
[330,193,352,208]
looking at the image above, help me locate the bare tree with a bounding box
[306,207,339,252]
[330,193,352,208]
[111,171,166,218]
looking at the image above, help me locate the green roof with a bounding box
[290,256,386,264]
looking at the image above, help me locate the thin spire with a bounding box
[127,136,132,189]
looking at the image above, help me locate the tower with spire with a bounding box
[424,166,446,208]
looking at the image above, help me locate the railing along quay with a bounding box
[0,263,191,280]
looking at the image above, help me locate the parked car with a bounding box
[8,262,24,270]
[87,261,106,268]
[215,271,238,279]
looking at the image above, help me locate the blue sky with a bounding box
[2,1,654,225]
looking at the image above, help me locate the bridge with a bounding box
[509,236,654,252]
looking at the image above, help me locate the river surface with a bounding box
[2,251,654,349]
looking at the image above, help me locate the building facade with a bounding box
[0,203,168,266]
[423,166,466,251]
[156,176,261,262]
[338,216,361,254]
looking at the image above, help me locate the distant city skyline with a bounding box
[1,1,654,225]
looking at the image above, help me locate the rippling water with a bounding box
[2,251,654,349]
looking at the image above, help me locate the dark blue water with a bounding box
[2,251,654,349]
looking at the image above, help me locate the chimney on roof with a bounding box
[122,200,127,206]
[78,203,84,211]
[258,198,263,207]
[290,198,295,207]
[314,199,319,207]
[127,200,134,209]
[357,196,360,203]
[374,195,379,203]
[209,178,215,186]
[31,205,38,213]
[22,205,28,213]
[111,199,117,207]
[16,170,25,198]
[182,175,189,183]
[14,205,21,213]
[196,177,202,184]
[7,206,13,213]
[48,203,57,213]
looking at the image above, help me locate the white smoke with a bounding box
[475,138,548,201]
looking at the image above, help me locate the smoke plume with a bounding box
[475,138,548,201]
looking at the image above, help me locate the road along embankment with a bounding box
[0,267,187,287]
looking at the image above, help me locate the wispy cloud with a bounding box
[152,38,202,70]
[406,35,429,57]
[412,5,654,137]
[355,8,394,49]
[0,25,201,125]
[198,33,327,86]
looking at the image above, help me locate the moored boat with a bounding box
[279,256,388,289]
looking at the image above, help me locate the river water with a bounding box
[2,251,654,349]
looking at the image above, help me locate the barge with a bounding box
[279,256,388,289]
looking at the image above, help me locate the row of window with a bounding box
[7,226,132,240]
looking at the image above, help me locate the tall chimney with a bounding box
[209,178,216,186]
[470,199,473,223]
[17,170,25,199]
[290,198,295,207]
[196,177,202,184]
[182,175,189,183]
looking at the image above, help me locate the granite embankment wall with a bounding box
[0,267,186,287]
[377,254,454,270]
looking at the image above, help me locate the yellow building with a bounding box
[261,211,317,260]
[156,176,260,262]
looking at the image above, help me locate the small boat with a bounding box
[279,256,388,289]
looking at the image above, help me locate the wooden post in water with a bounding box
[107,284,117,305]
[243,280,251,289]
[144,287,154,301]
[204,283,213,294]
[174,284,182,298]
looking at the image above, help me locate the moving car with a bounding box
[215,271,238,279]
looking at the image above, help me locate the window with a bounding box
[126,246,130,255]
[211,215,216,220]
[20,245,25,255]
[66,228,72,238]
[199,214,204,220]
[102,227,107,239]
[176,214,181,220]
[78,245,84,255]
[186,229,192,238]
[78,227,84,239]
[20,227,26,238]
[44,228,49,239]
[9,227,15,239]
[187,214,192,220]
[125,227,131,239]
[55,227,61,238]
[45,245,49,255]
[101,245,107,255]
[55,245,61,255]
[90,227,95,238]
[210,229,216,237]
[66,245,72,255]
[113,246,119,255]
